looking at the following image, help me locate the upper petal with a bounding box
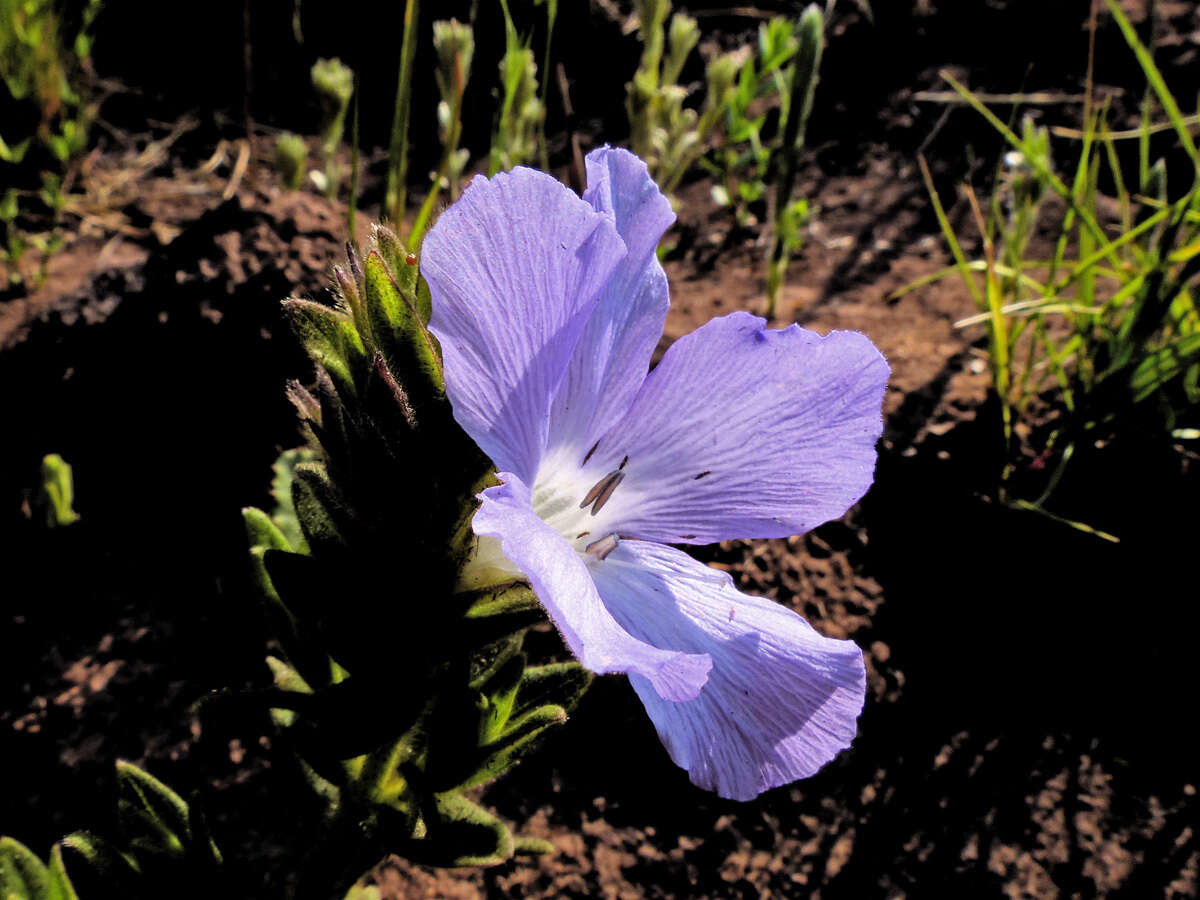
[547,147,675,460]
[472,473,711,702]
[590,540,865,801]
[423,167,627,482]
[589,311,889,544]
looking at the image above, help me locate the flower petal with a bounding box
[423,167,627,482]
[547,147,675,459]
[591,540,865,800]
[472,474,711,702]
[592,311,889,544]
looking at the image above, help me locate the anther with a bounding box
[585,534,619,560]
[579,471,625,516]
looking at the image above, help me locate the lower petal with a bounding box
[590,540,865,801]
[472,474,711,702]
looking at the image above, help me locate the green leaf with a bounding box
[0,837,50,899]
[363,251,444,401]
[454,704,568,791]
[270,448,318,551]
[185,797,223,868]
[265,655,311,729]
[60,831,139,881]
[46,845,79,900]
[477,653,525,743]
[37,454,80,528]
[342,884,382,900]
[116,760,190,860]
[1129,332,1200,402]
[415,274,433,325]
[512,835,555,857]
[511,662,591,723]
[0,133,32,164]
[283,298,367,399]
[373,224,423,311]
[421,792,514,867]
[244,506,290,555]
[291,462,349,552]
[468,634,525,690]
[461,583,545,648]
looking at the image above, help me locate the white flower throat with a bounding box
[461,445,635,590]
[532,446,629,560]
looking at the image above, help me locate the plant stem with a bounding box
[348,72,360,243]
[386,0,421,227]
[410,57,465,250]
[766,6,822,317]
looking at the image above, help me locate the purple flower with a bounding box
[421,147,889,801]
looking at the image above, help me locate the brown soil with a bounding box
[3,6,1199,897]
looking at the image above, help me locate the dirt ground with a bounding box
[3,2,1199,898]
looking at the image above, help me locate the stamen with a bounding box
[693,470,712,480]
[579,470,624,515]
[582,440,600,465]
[619,455,629,470]
[585,533,619,560]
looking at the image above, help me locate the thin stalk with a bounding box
[765,6,822,317]
[966,183,1013,467]
[537,0,557,170]
[940,70,1118,262]
[386,0,421,227]
[348,71,360,242]
[1009,498,1119,543]
[410,51,466,250]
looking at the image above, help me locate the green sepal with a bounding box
[283,298,367,399]
[60,831,139,881]
[468,634,525,689]
[415,275,433,326]
[115,760,192,860]
[242,526,333,686]
[362,250,444,401]
[0,836,51,899]
[46,845,79,900]
[461,584,545,648]
[477,652,525,744]
[270,448,318,551]
[260,550,332,635]
[512,835,555,857]
[342,883,383,900]
[265,655,311,728]
[452,704,568,791]
[274,677,430,769]
[511,662,591,724]
[291,463,350,553]
[243,506,292,612]
[418,792,514,867]
[244,506,291,555]
[113,760,222,872]
[38,454,80,528]
[365,353,418,435]
[262,656,359,806]
[298,757,343,812]
[372,225,423,310]
[0,839,80,900]
[185,800,223,869]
